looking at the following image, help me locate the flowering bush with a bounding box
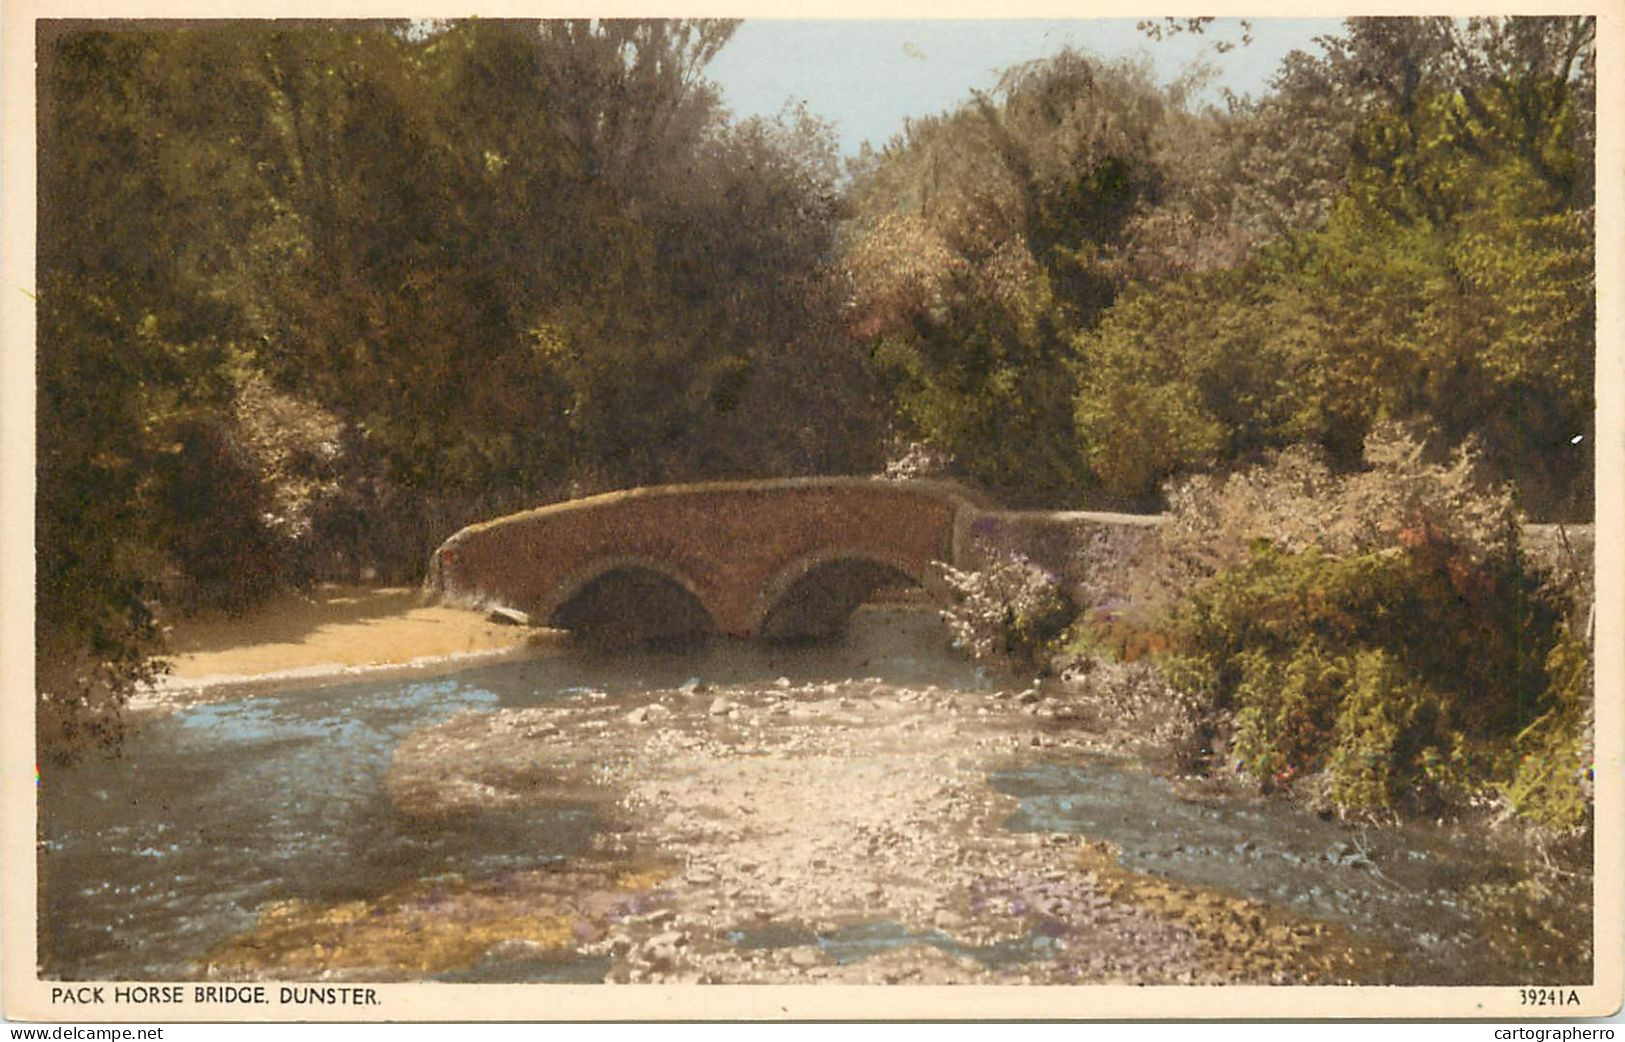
[1141,421,1522,615]
[881,440,955,482]
[936,553,1074,668]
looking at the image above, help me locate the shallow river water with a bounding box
[38,609,1587,983]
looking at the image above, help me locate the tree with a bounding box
[36,18,888,758]
[533,19,739,192]
[1070,17,1595,513]
[845,51,1175,503]
[38,24,283,755]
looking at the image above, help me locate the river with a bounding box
[37,608,1590,984]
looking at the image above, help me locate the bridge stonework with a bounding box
[426,478,976,638]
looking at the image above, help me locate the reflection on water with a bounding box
[38,609,989,979]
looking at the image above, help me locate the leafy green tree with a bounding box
[845,52,1174,503]
[1302,34,1593,511]
[36,19,888,757]
[1071,18,1594,512]
[38,25,291,756]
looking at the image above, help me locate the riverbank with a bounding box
[136,585,556,710]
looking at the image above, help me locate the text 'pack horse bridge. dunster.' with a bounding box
[424,476,1164,642]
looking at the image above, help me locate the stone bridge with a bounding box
[425,477,1163,642]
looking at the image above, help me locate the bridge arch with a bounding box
[543,556,718,644]
[427,477,1167,643]
[750,549,926,642]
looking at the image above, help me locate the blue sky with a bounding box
[705,18,1344,156]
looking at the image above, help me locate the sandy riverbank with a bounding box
[138,585,556,708]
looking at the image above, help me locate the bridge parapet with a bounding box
[955,509,1165,597]
[426,477,982,639]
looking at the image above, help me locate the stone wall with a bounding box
[954,509,1165,607]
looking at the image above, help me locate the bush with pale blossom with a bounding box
[936,553,1074,668]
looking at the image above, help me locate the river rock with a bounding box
[639,930,689,970]
[486,606,531,626]
[709,697,733,716]
[631,909,675,928]
[624,703,673,726]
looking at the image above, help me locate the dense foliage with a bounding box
[1126,429,1591,826]
[1074,78,1595,510]
[847,18,1594,517]
[36,19,883,757]
[844,54,1171,505]
[38,17,1595,781]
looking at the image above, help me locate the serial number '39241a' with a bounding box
[1520,988,1581,1006]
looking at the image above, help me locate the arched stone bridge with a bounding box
[425,477,1163,642]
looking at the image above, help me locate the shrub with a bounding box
[231,372,344,561]
[1504,623,1594,830]
[1138,424,1590,821]
[1139,422,1522,615]
[1323,649,1447,813]
[1169,529,1569,818]
[35,596,167,765]
[937,552,1075,669]
[1229,639,1348,785]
